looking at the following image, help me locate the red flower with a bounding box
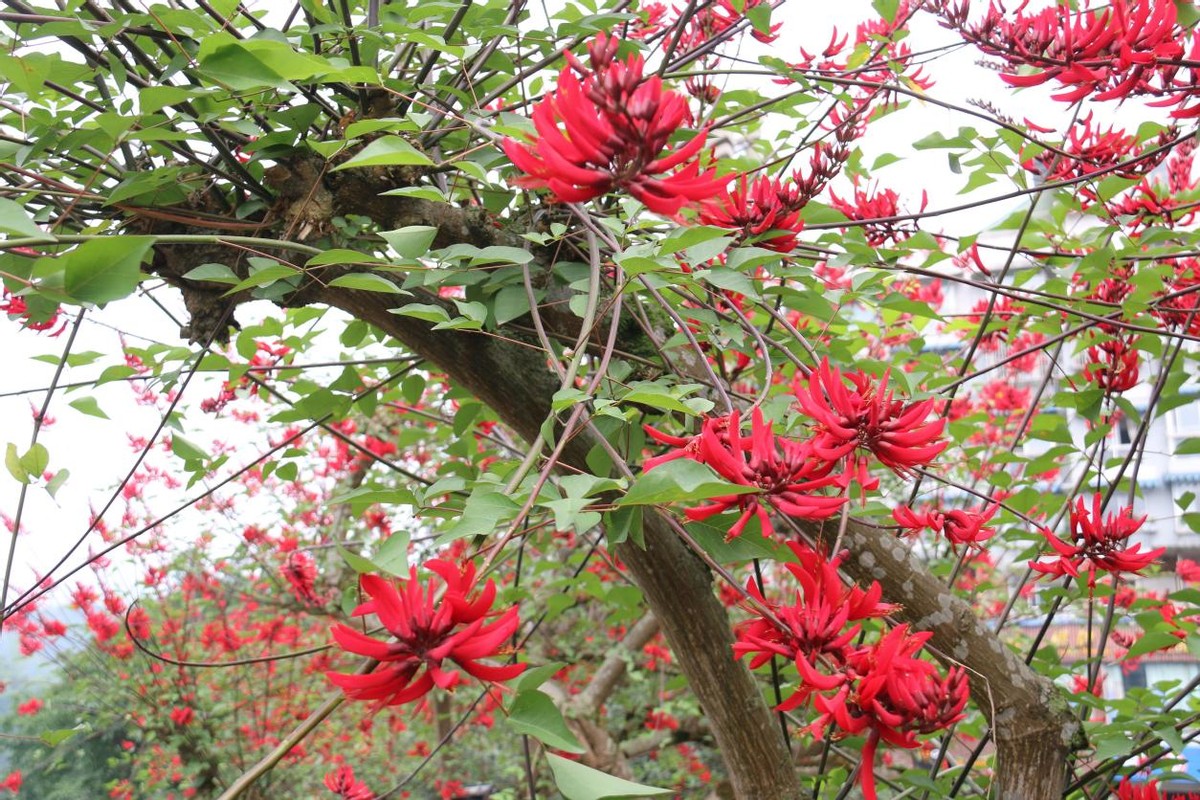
[1,770,20,794]
[16,698,42,716]
[892,503,999,550]
[733,542,896,708]
[169,706,194,726]
[502,34,727,215]
[1083,337,1140,392]
[1115,778,1163,800]
[282,551,321,605]
[793,358,947,487]
[646,409,845,539]
[1030,493,1163,588]
[1177,557,1200,583]
[828,181,925,246]
[327,562,526,708]
[698,174,806,252]
[324,765,373,800]
[809,625,969,800]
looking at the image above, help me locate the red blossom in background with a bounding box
[327,563,525,708]
[1,287,65,335]
[15,698,41,716]
[1083,336,1140,392]
[324,765,373,800]
[168,706,194,726]
[282,551,321,605]
[1177,558,1200,583]
[644,409,845,539]
[1,771,20,794]
[793,358,947,489]
[501,34,727,215]
[1031,493,1164,588]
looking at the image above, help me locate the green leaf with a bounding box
[442,489,521,540]
[224,263,300,295]
[45,468,69,499]
[619,459,757,506]
[20,442,49,477]
[507,690,585,754]
[40,724,88,747]
[332,136,434,170]
[391,303,451,324]
[62,237,152,305]
[327,273,407,293]
[517,662,566,692]
[1176,437,1200,456]
[371,531,409,576]
[68,396,109,419]
[6,442,29,484]
[545,753,671,799]
[170,435,209,463]
[379,226,438,259]
[337,544,381,575]
[181,264,240,284]
[1125,630,1184,659]
[0,197,44,237]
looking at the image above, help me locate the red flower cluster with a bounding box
[1023,114,1168,183]
[965,296,1025,350]
[1153,258,1200,335]
[829,181,926,246]
[893,502,999,550]
[793,358,947,489]
[1083,336,1140,393]
[734,543,966,800]
[1031,493,1163,588]
[502,34,727,215]
[698,174,807,252]
[945,0,1199,114]
[324,765,373,800]
[1,286,65,335]
[327,562,525,708]
[643,409,846,539]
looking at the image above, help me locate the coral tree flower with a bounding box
[793,358,947,489]
[893,503,999,550]
[734,544,966,800]
[1030,493,1163,588]
[698,173,806,252]
[733,542,896,708]
[327,561,525,708]
[324,765,373,800]
[501,34,727,215]
[644,409,846,539]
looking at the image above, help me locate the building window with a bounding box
[1170,401,1200,448]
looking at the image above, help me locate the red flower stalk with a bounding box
[502,34,727,215]
[327,562,525,708]
[646,409,846,538]
[1030,493,1163,588]
[1083,336,1140,392]
[733,542,896,709]
[793,358,947,488]
[699,174,807,252]
[324,765,373,800]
